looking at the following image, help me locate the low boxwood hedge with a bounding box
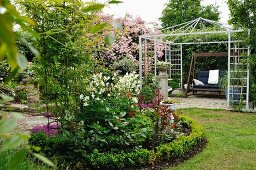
[83,116,205,169]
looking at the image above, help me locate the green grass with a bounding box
[167,108,256,170]
[0,150,50,170]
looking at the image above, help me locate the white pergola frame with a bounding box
[139,17,251,110]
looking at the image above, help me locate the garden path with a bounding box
[15,114,48,134]
[6,95,227,134]
[172,94,227,110]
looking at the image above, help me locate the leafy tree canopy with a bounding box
[228,0,256,52]
[160,0,220,28]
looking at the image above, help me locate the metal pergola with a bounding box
[139,17,251,111]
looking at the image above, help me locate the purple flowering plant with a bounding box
[32,124,60,136]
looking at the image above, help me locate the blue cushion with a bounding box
[194,84,221,89]
[196,71,209,84]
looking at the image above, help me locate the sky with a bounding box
[103,0,230,25]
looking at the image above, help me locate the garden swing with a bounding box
[140,17,251,110]
[185,52,230,97]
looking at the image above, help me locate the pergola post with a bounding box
[139,36,142,89]
[154,37,157,78]
[246,29,251,110]
[227,31,231,109]
[180,44,183,88]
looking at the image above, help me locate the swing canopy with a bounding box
[138,17,251,111]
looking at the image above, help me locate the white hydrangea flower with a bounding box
[91,93,95,99]
[84,96,90,101]
[132,97,138,103]
[79,94,84,100]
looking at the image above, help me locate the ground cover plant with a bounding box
[170,108,256,170]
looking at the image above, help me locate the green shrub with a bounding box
[112,57,138,74]
[155,116,204,160]
[140,73,157,103]
[84,148,154,169]
[15,88,27,104]
[29,116,205,169]
[0,149,50,170]
[29,132,73,158]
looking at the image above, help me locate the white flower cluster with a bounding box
[80,72,140,107]
[79,73,108,106]
[114,72,140,97]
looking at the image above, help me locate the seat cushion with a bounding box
[194,79,204,85]
[196,71,209,84]
[208,69,219,84]
[193,84,221,89]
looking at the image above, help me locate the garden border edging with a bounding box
[85,115,206,169]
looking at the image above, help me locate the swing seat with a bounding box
[191,71,224,94]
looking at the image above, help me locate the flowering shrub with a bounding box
[100,14,164,73]
[74,72,154,151]
[79,72,139,109]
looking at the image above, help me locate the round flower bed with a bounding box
[29,115,206,169]
[28,73,206,169]
[83,116,205,169]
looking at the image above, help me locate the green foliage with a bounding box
[140,74,158,103]
[85,148,154,169]
[29,116,204,169]
[228,1,256,107]
[0,149,50,170]
[0,60,10,83]
[17,0,112,121]
[0,0,34,73]
[228,0,256,52]
[112,57,137,74]
[0,114,54,170]
[248,55,256,107]
[160,0,220,28]
[73,73,154,152]
[169,80,180,90]
[14,88,27,104]
[29,132,76,164]
[84,116,204,169]
[155,116,204,160]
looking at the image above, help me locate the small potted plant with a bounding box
[160,98,178,112]
[220,70,246,103]
[157,61,171,73]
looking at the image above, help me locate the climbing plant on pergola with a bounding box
[139,17,251,111]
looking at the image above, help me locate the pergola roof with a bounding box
[162,17,233,32]
[140,17,243,44]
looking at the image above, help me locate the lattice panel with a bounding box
[229,45,249,109]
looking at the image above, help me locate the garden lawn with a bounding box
[168,108,256,170]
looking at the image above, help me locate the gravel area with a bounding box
[4,94,227,134]
[15,114,48,134]
[173,93,227,110]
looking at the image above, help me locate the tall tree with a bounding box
[228,0,256,52]
[228,0,256,108]
[160,0,220,28]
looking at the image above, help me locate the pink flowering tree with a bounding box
[101,14,164,73]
